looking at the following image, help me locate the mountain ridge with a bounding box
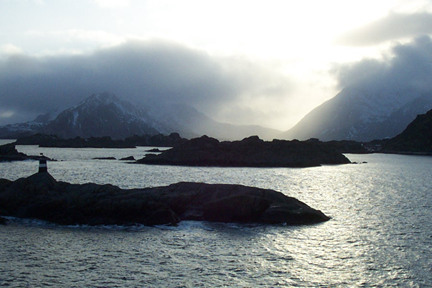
[283,87,432,141]
[0,92,280,140]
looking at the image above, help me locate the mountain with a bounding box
[41,92,159,139]
[0,112,57,139]
[144,102,280,140]
[0,92,280,140]
[382,109,432,154]
[283,87,432,141]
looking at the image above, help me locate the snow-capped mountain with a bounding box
[0,112,58,139]
[0,92,280,140]
[283,87,432,141]
[41,92,159,139]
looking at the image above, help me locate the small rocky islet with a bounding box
[0,171,330,227]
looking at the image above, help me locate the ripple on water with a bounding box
[1,149,432,287]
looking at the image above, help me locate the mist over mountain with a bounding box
[0,92,280,140]
[143,102,280,140]
[0,40,292,130]
[284,36,432,141]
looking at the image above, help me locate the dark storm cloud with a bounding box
[336,13,432,46]
[333,36,432,95]
[0,40,292,125]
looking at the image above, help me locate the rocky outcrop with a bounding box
[0,172,330,226]
[0,143,52,162]
[120,156,135,161]
[382,109,432,154]
[0,143,29,162]
[137,135,351,167]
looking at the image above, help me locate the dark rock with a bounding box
[124,132,187,147]
[0,143,28,162]
[137,135,351,167]
[0,143,54,162]
[0,216,6,225]
[0,173,330,226]
[382,109,432,155]
[120,156,135,161]
[146,148,162,153]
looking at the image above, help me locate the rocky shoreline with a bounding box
[0,172,330,226]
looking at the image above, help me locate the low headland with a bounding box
[0,171,330,227]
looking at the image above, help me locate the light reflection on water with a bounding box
[0,146,431,287]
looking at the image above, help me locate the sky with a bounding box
[1,0,432,129]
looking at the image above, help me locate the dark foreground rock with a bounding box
[0,216,6,225]
[138,135,351,167]
[0,172,330,226]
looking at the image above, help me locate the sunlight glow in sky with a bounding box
[1,0,432,129]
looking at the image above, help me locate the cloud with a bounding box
[0,44,23,56]
[336,12,432,46]
[0,40,293,126]
[27,29,125,45]
[333,36,432,98]
[93,0,130,9]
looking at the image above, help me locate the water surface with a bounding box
[0,145,431,287]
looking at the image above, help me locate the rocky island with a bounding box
[138,135,351,167]
[0,172,330,226]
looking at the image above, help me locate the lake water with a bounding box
[0,143,431,287]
